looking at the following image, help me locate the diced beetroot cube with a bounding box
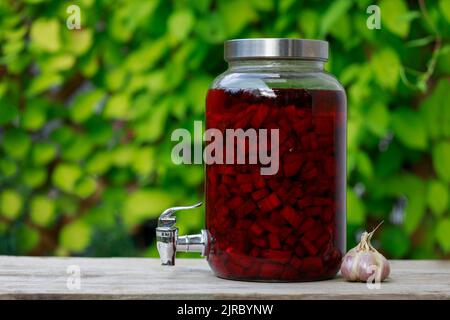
[278,227,292,241]
[254,177,266,189]
[251,188,269,201]
[235,199,256,217]
[261,249,292,264]
[290,256,303,269]
[268,233,281,250]
[236,174,254,184]
[280,205,302,228]
[226,260,246,275]
[300,237,318,256]
[285,234,297,246]
[306,206,321,217]
[302,257,323,272]
[240,183,253,193]
[301,161,318,180]
[267,179,280,191]
[282,266,299,280]
[314,115,334,135]
[259,219,281,233]
[252,237,267,247]
[235,219,252,230]
[298,218,316,234]
[295,244,306,257]
[259,263,281,279]
[298,197,314,208]
[315,234,330,251]
[313,197,332,206]
[250,223,264,236]
[250,247,260,257]
[217,165,235,175]
[257,193,281,213]
[250,104,269,128]
[222,176,235,185]
[229,196,244,209]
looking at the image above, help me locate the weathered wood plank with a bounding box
[0,256,449,299]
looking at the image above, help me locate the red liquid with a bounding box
[205,88,346,281]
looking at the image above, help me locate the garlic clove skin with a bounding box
[340,248,358,281]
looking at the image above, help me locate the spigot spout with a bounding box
[156,202,208,266]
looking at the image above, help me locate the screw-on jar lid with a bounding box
[224,38,328,62]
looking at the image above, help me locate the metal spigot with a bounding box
[156,202,209,266]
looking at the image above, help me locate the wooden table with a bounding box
[0,256,448,299]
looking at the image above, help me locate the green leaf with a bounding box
[61,135,93,162]
[318,0,352,38]
[380,226,410,258]
[30,196,56,227]
[420,79,450,140]
[371,48,400,89]
[168,9,195,41]
[347,188,365,225]
[84,116,113,145]
[135,100,169,142]
[124,39,168,73]
[123,189,176,227]
[22,167,47,188]
[379,0,410,38]
[298,10,319,38]
[0,99,18,125]
[86,151,112,174]
[391,107,427,150]
[0,190,23,220]
[59,221,92,252]
[219,0,257,37]
[52,163,82,193]
[74,177,97,198]
[0,158,17,177]
[2,128,31,159]
[69,90,105,123]
[439,0,450,23]
[364,103,390,137]
[27,73,63,96]
[65,28,93,56]
[432,141,450,183]
[436,218,450,253]
[131,147,155,175]
[15,225,40,254]
[427,180,449,217]
[30,18,61,52]
[41,54,76,72]
[22,104,47,130]
[31,142,57,165]
[103,93,130,119]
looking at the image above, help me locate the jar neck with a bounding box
[227,59,325,72]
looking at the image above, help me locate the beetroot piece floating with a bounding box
[206,88,346,281]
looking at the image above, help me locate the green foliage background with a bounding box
[0,0,449,258]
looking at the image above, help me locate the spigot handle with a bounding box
[156,202,208,266]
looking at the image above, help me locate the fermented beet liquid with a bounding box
[205,88,346,281]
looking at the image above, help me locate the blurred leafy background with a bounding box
[0,0,449,259]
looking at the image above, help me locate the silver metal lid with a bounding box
[224,38,328,62]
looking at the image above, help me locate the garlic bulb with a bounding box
[341,222,390,282]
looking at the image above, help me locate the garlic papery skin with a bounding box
[341,226,390,282]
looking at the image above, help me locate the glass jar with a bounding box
[205,39,347,281]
